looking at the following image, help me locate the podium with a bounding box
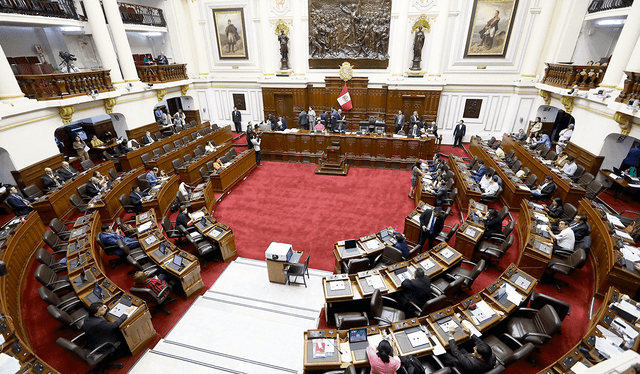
[315,141,349,175]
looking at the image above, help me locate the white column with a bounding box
[187,1,210,76]
[600,0,640,87]
[0,44,26,101]
[292,2,304,74]
[617,32,640,89]
[259,1,274,74]
[83,0,123,83]
[427,0,451,76]
[390,0,410,76]
[520,0,556,77]
[102,0,139,83]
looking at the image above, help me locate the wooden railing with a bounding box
[136,63,188,83]
[541,63,607,90]
[0,0,82,19]
[118,1,166,27]
[587,0,634,13]
[615,71,640,104]
[15,70,115,100]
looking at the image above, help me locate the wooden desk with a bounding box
[189,182,216,212]
[403,201,433,247]
[449,155,482,209]
[515,200,553,280]
[177,142,232,185]
[266,251,303,284]
[142,174,180,217]
[455,221,484,260]
[469,137,531,211]
[87,166,143,223]
[11,153,65,191]
[209,149,257,192]
[32,161,112,225]
[415,177,436,207]
[189,208,237,263]
[501,134,586,207]
[261,131,434,169]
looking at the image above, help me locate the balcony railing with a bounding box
[118,2,166,27]
[616,71,640,104]
[588,0,634,13]
[15,70,115,100]
[541,63,608,90]
[136,64,188,83]
[0,0,81,20]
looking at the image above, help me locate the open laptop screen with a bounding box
[345,239,357,250]
[349,328,367,343]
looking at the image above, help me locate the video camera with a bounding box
[59,51,77,72]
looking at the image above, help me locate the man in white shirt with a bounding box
[561,156,578,177]
[479,174,492,192]
[481,175,500,198]
[556,124,574,153]
[495,146,505,159]
[548,220,575,254]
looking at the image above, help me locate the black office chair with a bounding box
[56,333,124,373]
[435,223,459,244]
[525,174,538,188]
[485,220,515,245]
[506,304,562,345]
[43,231,68,254]
[69,193,88,213]
[118,194,137,214]
[199,167,210,182]
[173,139,183,149]
[140,153,152,168]
[340,258,370,274]
[407,294,448,318]
[172,159,184,174]
[477,235,515,272]
[163,144,173,154]
[445,259,486,295]
[585,179,604,199]
[545,248,587,292]
[178,225,217,269]
[115,217,137,238]
[76,184,91,202]
[80,159,95,171]
[152,148,163,159]
[36,247,67,273]
[126,254,160,277]
[47,304,88,331]
[333,312,368,330]
[24,184,44,198]
[108,168,119,181]
[570,164,585,181]
[510,160,522,173]
[431,276,465,303]
[369,289,405,327]
[481,186,502,203]
[177,190,192,208]
[130,286,175,315]
[35,264,72,293]
[182,135,191,145]
[440,188,457,207]
[558,203,577,222]
[95,235,127,269]
[506,155,518,168]
[528,291,571,321]
[285,255,310,287]
[161,217,185,244]
[102,151,120,168]
[482,334,536,368]
[545,150,557,161]
[38,286,82,312]
[118,239,149,263]
[467,156,478,170]
[154,131,165,140]
[184,154,194,164]
[49,218,71,241]
[194,148,204,159]
[371,246,403,270]
[137,175,151,192]
[577,173,595,189]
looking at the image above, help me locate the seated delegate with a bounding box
[443,326,496,374]
[5,186,35,216]
[530,175,556,200]
[57,161,79,181]
[547,220,575,255]
[41,167,64,190]
[83,302,132,357]
[128,185,148,213]
[365,340,400,373]
[396,268,431,315]
[99,224,141,253]
[133,271,172,298]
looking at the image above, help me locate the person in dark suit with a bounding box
[471,160,486,183]
[444,326,496,374]
[267,112,276,126]
[83,302,130,356]
[330,107,340,132]
[275,115,288,131]
[232,106,242,133]
[5,186,34,216]
[41,167,64,190]
[429,121,439,138]
[394,110,405,133]
[567,215,589,242]
[419,207,445,251]
[128,185,147,213]
[320,110,328,126]
[176,205,193,229]
[408,124,420,137]
[409,111,421,130]
[298,108,309,130]
[434,184,448,206]
[246,126,254,149]
[85,177,103,198]
[453,120,466,148]
[57,161,79,181]
[99,224,140,252]
[141,131,155,145]
[397,268,431,314]
[481,209,502,239]
[530,175,556,200]
[544,197,564,224]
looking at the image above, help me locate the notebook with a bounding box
[348,328,369,361]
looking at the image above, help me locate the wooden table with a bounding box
[190,208,237,263]
[449,155,482,209]
[266,251,303,284]
[177,142,233,185]
[142,174,180,217]
[455,221,484,260]
[87,166,143,223]
[209,149,257,192]
[515,200,553,280]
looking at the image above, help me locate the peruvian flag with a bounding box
[337,84,353,111]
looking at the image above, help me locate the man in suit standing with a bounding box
[83,302,132,357]
[453,120,466,148]
[141,131,155,145]
[530,175,556,200]
[330,106,339,132]
[410,111,421,130]
[397,268,432,315]
[336,109,345,132]
[419,207,445,251]
[394,110,405,133]
[86,177,103,198]
[41,167,64,191]
[232,106,242,133]
[298,108,309,130]
[128,185,147,213]
[320,110,328,127]
[5,186,34,216]
[57,161,79,181]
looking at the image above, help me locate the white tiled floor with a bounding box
[128,258,330,374]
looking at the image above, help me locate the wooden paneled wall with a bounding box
[261,77,441,132]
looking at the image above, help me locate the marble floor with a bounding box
[128,257,330,374]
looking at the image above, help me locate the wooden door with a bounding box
[402,97,424,119]
[274,94,294,128]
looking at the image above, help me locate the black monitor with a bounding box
[345,239,357,249]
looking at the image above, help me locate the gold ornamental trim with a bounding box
[339,62,353,82]
[59,105,75,124]
[181,84,190,96]
[411,14,432,33]
[104,98,117,114]
[560,96,573,114]
[613,112,633,135]
[274,20,290,35]
[539,90,551,105]
[157,89,167,102]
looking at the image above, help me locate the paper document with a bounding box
[110,303,137,318]
[596,325,624,346]
[537,224,550,232]
[420,258,435,271]
[339,342,352,363]
[570,361,589,374]
[0,353,21,374]
[329,281,346,291]
[429,336,446,355]
[365,240,381,251]
[138,221,153,233]
[464,227,478,237]
[191,211,205,220]
[367,334,383,349]
[616,300,640,320]
[615,230,634,241]
[594,336,624,359]
[144,236,157,245]
[621,247,640,263]
[412,213,420,224]
[366,275,386,289]
[518,185,531,191]
[472,301,496,322]
[505,284,524,305]
[606,213,625,228]
[461,320,482,337]
[407,330,430,348]
[313,339,335,358]
[440,248,454,259]
[533,213,549,223]
[396,272,410,283]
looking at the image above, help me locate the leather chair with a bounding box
[487,136,496,147]
[576,235,592,260]
[481,186,502,203]
[116,217,137,238]
[445,259,486,294]
[173,139,183,149]
[178,225,217,269]
[182,136,191,145]
[130,286,175,314]
[431,276,465,302]
[35,264,72,293]
[519,167,530,179]
[49,218,71,241]
[435,223,459,244]
[506,304,562,345]
[467,155,478,170]
[108,168,119,181]
[510,160,522,173]
[525,174,538,188]
[505,149,515,159]
[485,220,515,245]
[406,244,423,259]
[177,190,192,208]
[199,167,210,182]
[558,203,578,222]
[69,193,88,213]
[154,131,165,140]
[334,312,368,330]
[545,248,587,292]
[191,132,199,141]
[43,230,68,253]
[95,235,127,268]
[183,154,193,164]
[371,246,403,270]
[477,235,515,271]
[140,153,152,168]
[36,247,66,273]
[172,158,184,174]
[161,217,185,244]
[126,255,160,277]
[47,304,88,330]
[76,184,91,202]
[545,150,557,161]
[102,151,120,168]
[570,164,585,181]
[577,173,595,189]
[369,289,405,327]
[80,159,95,171]
[38,286,82,312]
[506,156,518,168]
[117,239,148,263]
[230,148,238,157]
[529,291,571,321]
[163,144,173,154]
[203,127,212,135]
[407,294,448,318]
[137,175,150,192]
[206,160,216,173]
[24,184,44,198]
[341,258,370,274]
[440,188,457,207]
[482,334,535,367]
[585,179,604,199]
[532,183,556,203]
[285,255,310,287]
[56,333,123,373]
[118,194,137,214]
[194,147,204,159]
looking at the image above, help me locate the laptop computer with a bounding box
[169,254,184,271]
[154,242,168,259]
[342,239,359,257]
[348,328,369,361]
[87,283,104,303]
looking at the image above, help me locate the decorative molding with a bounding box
[274,19,290,35]
[412,0,437,11]
[59,105,75,124]
[272,0,289,15]
[339,62,354,82]
[181,84,190,96]
[270,18,292,29]
[104,98,117,114]
[157,89,167,102]
[613,112,633,135]
[560,96,574,113]
[539,90,551,105]
[411,14,433,33]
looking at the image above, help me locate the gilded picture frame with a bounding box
[212,8,248,59]
[464,0,519,58]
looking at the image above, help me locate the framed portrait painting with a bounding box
[464,0,519,58]
[212,8,248,59]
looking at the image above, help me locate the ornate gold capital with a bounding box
[180,84,190,96]
[539,90,551,105]
[157,89,167,102]
[613,112,633,135]
[560,96,574,114]
[339,62,353,82]
[104,98,117,114]
[411,14,432,33]
[274,19,290,35]
[59,105,75,124]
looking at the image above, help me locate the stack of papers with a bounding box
[440,248,455,259]
[313,339,335,358]
[470,301,496,323]
[621,245,640,263]
[0,353,20,373]
[615,230,634,241]
[420,258,435,271]
[505,284,524,305]
[407,330,430,348]
[366,275,386,289]
[462,320,482,337]
[138,221,153,233]
[611,317,639,348]
[606,213,625,228]
[533,212,549,223]
[396,271,411,283]
[191,211,205,220]
[329,281,346,291]
[412,213,421,224]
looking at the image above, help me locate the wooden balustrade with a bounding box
[615,71,640,104]
[118,1,166,27]
[0,0,81,20]
[542,63,607,90]
[588,0,633,13]
[15,70,115,100]
[136,63,188,83]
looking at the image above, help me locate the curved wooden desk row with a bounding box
[209,149,257,193]
[449,155,482,209]
[177,142,233,185]
[305,264,537,371]
[134,209,205,298]
[580,199,640,298]
[32,161,114,225]
[469,137,531,211]
[515,200,555,280]
[332,227,404,273]
[500,134,586,207]
[141,174,180,218]
[260,130,434,168]
[538,287,640,374]
[189,208,237,263]
[86,166,144,223]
